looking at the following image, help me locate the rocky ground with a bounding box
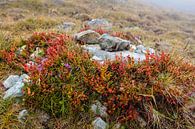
[0,0,195,129]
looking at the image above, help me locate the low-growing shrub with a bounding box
[2,32,195,128]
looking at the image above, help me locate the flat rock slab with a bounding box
[83,45,146,63]
[58,22,76,31]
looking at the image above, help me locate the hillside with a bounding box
[0,0,195,129]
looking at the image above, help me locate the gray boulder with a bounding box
[99,34,131,52]
[74,30,101,44]
[85,19,112,30]
[74,13,92,21]
[92,117,108,129]
[58,22,76,31]
[18,109,28,123]
[91,101,108,118]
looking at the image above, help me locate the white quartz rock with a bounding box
[3,75,20,89]
[3,80,24,99]
[92,117,108,129]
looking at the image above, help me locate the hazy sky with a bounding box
[141,0,195,13]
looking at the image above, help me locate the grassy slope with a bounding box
[0,0,194,128]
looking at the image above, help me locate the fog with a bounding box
[141,0,195,14]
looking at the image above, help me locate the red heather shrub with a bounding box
[2,32,195,128]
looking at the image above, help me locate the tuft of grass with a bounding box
[0,32,12,50]
[0,88,20,129]
[13,17,61,32]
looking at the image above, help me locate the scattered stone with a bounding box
[3,81,24,99]
[0,1,7,6]
[152,28,166,35]
[92,117,108,129]
[85,19,112,30]
[53,0,65,5]
[58,22,76,31]
[91,101,108,117]
[18,109,28,123]
[3,75,20,89]
[99,34,131,52]
[74,30,101,44]
[112,0,128,3]
[124,26,140,31]
[74,13,92,21]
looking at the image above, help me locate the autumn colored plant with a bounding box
[1,32,195,128]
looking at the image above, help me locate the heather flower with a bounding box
[65,63,71,70]
[37,64,43,72]
[41,58,48,64]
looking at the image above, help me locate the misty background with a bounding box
[141,0,195,14]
